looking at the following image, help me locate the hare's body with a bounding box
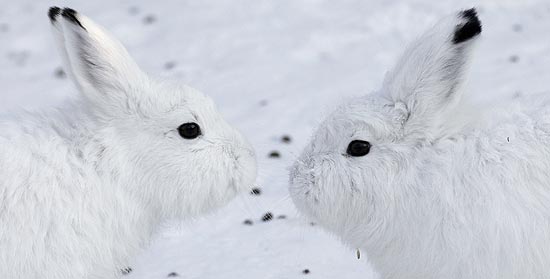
[290,9,550,279]
[0,105,154,278]
[362,98,550,278]
[0,8,256,278]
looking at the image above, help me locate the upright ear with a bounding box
[382,9,481,136]
[48,7,147,116]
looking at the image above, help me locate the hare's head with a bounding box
[290,9,481,243]
[49,7,256,218]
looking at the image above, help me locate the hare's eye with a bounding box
[177,123,201,139]
[346,140,371,157]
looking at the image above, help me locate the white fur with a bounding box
[290,9,550,279]
[0,8,256,278]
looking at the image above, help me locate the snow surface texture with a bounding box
[0,0,549,278]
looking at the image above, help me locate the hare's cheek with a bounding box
[232,149,257,190]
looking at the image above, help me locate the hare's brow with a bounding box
[161,102,188,113]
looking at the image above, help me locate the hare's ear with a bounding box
[48,7,147,115]
[382,9,481,134]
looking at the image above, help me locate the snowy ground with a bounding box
[1,0,550,278]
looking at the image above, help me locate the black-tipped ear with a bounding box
[48,7,61,22]
[54,7,147,116]
[382,8,481,138]
[61,8,86,30]
[453,8,482,44]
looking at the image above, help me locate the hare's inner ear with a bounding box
[382,9,481,131]
[49,8,147,115]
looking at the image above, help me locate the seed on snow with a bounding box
[250,188,261,195]
[262,212,273,222]
[281,135,292,143]
[269,151,280,158]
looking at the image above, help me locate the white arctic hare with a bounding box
[0,7,256,279]
[290,8,550,279]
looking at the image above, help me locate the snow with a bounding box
[1,0,549,278]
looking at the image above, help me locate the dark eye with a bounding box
[346,140,371,157]
[177,123,201,139]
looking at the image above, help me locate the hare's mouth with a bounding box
[289,165,320,207]
[290,157,316,187]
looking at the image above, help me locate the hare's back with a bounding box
[0,111,90,192]
[475,92,550,144]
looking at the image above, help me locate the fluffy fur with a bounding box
[0,7,256,278]
[290,8,550,279]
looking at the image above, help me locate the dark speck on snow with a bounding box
[143,14,157,24]
[164,61,176,70]
[281,135,292,143]
[262,212,273,222]
[128,6,140,15]
[509,55,519,63]
[269,151,280,158]
[121,267,132,275]
[54,67,66,79]
[250,187,261,195]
